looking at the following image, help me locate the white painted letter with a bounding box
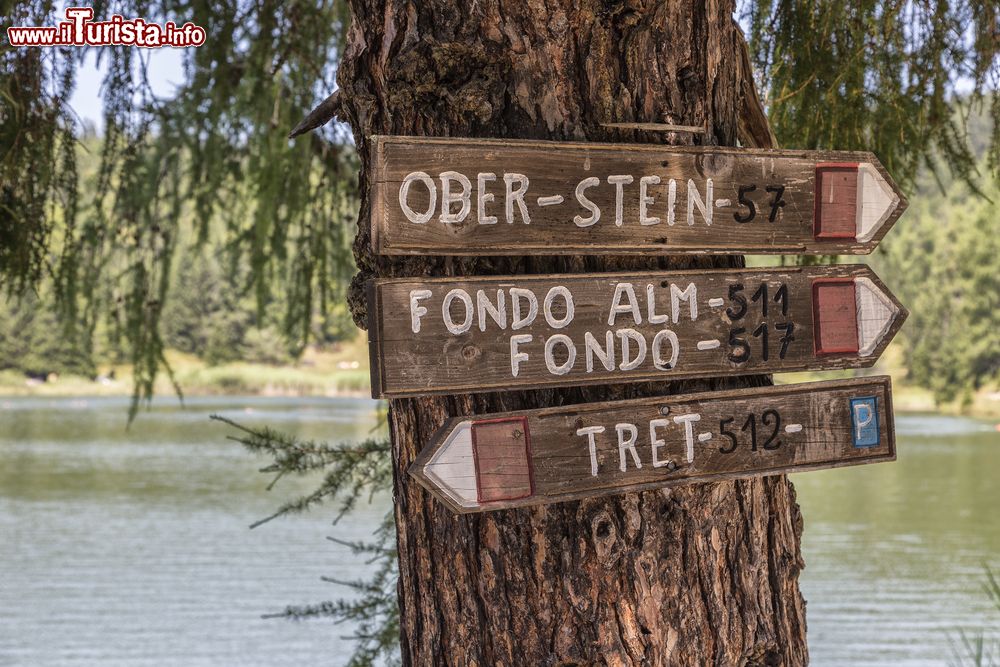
[399,172,436,224]
[670,282,699,322]
[440,171,472,223]
[666,178,677,226]
[672,413,701,463]
[477,173,498,224]
[504,173,531,224]
[652,329,680,370]
[617,328,648,371]
[442,289,474,334]
[616,423,642,471]
[510,288,539,330]
[409,289,432,333]
[649,418,671,468]
[584,331,615,372]
[577,425,606,477]
[854,402,874,440]
[543,286,575,329]
[476,289,507,331]
[686,178,714,226]
[608,282,642,326]
[574,177,601,227]
[544,334,577,375]
[510,334,532,377]
[639,175,661,225]
[646,283,669,324]
[607,175,634,226]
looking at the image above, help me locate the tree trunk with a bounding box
[337,1,807,664]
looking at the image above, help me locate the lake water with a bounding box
[1,397,997,666]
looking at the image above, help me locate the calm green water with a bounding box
[0,397,997,665]
[0,397,387,667]
[796,413,1000,666]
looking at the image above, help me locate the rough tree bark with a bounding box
[336,1,807,664]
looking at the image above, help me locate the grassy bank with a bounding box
[0,336,371,399]
[1,336,997,419]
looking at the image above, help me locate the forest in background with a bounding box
[2,3,999,665]
[0,133,367,397]
[869,110,999,408]
[1,1,997,415]
[2,119,997,413]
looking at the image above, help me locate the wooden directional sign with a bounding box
[410,377,896,513]
[369,136,907,256]
[366,265,906,399]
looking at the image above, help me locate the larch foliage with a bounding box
[2,1,998,409]
[2,1,358,419]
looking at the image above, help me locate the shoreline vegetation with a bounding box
[0,335,372,401]
[1,335,997,419]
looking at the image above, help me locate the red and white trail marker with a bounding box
[369,136,907,256]
[410,377,897,513]
[366,265,907,398]
[812,276,900,356]
[813,162,900,243]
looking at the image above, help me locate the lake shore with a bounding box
[0,339,373,401]
[2,373,996,419]
[1,340,997,419]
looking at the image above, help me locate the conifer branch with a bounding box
[211,414,391,527]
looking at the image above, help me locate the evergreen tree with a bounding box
[2,1,999,663]
[744,1,1000,188]
[2,1,357,415]
[873,163,1000,403]
[0,292,96,378]
[2,1,998,406]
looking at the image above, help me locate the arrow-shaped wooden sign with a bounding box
[410,377,896,513]
[370,136,907,256]
[366,265,906,399]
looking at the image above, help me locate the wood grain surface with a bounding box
[370,136,907,256]
[367,264,906,398]
[410,377,896,513]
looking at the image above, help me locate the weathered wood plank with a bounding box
[410,377,896,513]
[366,265,906,399]
[370,136,907,256]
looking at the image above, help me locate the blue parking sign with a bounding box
[850,396,879,448]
